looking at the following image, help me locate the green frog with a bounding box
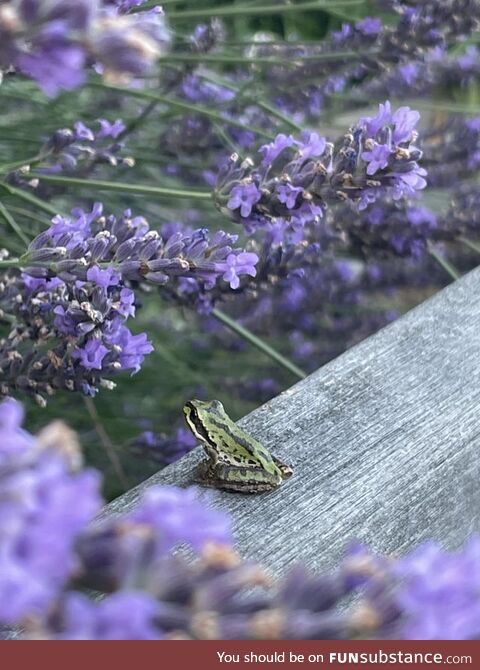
[183,399,293,493]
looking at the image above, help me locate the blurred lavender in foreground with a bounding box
[0,0,170,95]
[1,398,478,640]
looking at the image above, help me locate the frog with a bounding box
[183,399,293,493]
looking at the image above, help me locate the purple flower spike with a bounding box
[215,102,425,231]
[0,399,102,625]
[43,120,131,175]
[393,537,480,640]
[6,203,260,401]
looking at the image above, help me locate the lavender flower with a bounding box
[3,400,480,641]
[227,183,262,218]
[0,398,235,637]
[75,484,233,595]
[256,3,480,120]
[54,591,162,640]
[356,535,480,640]
[393,537,480,640]
[11,269,152,395]
[0,399,102,625]
[0,203,260,400]
[23,205,258,291]
[0,214,156,400]
[127,485,233,553]
[214,102,426,233]
[40,118,133,175]
[90,5,170,84]
[338,199,439,260]
[0,1,170,96]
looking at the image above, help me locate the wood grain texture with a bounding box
[101,267,480,574]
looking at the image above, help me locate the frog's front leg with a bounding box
[272,454,293,479]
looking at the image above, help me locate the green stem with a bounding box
[0,203,30,246]
[84,397,129,490]
[333,92,480,116]
[31,174,212,200]
[118,100,159,141]
[211,307,307,380]
[88,81,276,140]
[159,50,364,66]
[0,152,49,175]
[0,258,23,269]
[459,236,480,255]
[212,121,242,154]
[5,204,51,228]
[138,0,365,19]
[405,100,480,116]
[428,247,461,281]
[0,182,61,217]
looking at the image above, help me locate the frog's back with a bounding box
[208,402,282,476]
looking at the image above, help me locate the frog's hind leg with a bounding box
[198,461,278,493]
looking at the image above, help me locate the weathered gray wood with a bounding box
[101,266,480,574]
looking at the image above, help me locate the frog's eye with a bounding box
[210,400,224,412]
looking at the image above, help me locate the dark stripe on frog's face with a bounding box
[183,402,211,443]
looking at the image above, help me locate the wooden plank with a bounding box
[101,267,480,574]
